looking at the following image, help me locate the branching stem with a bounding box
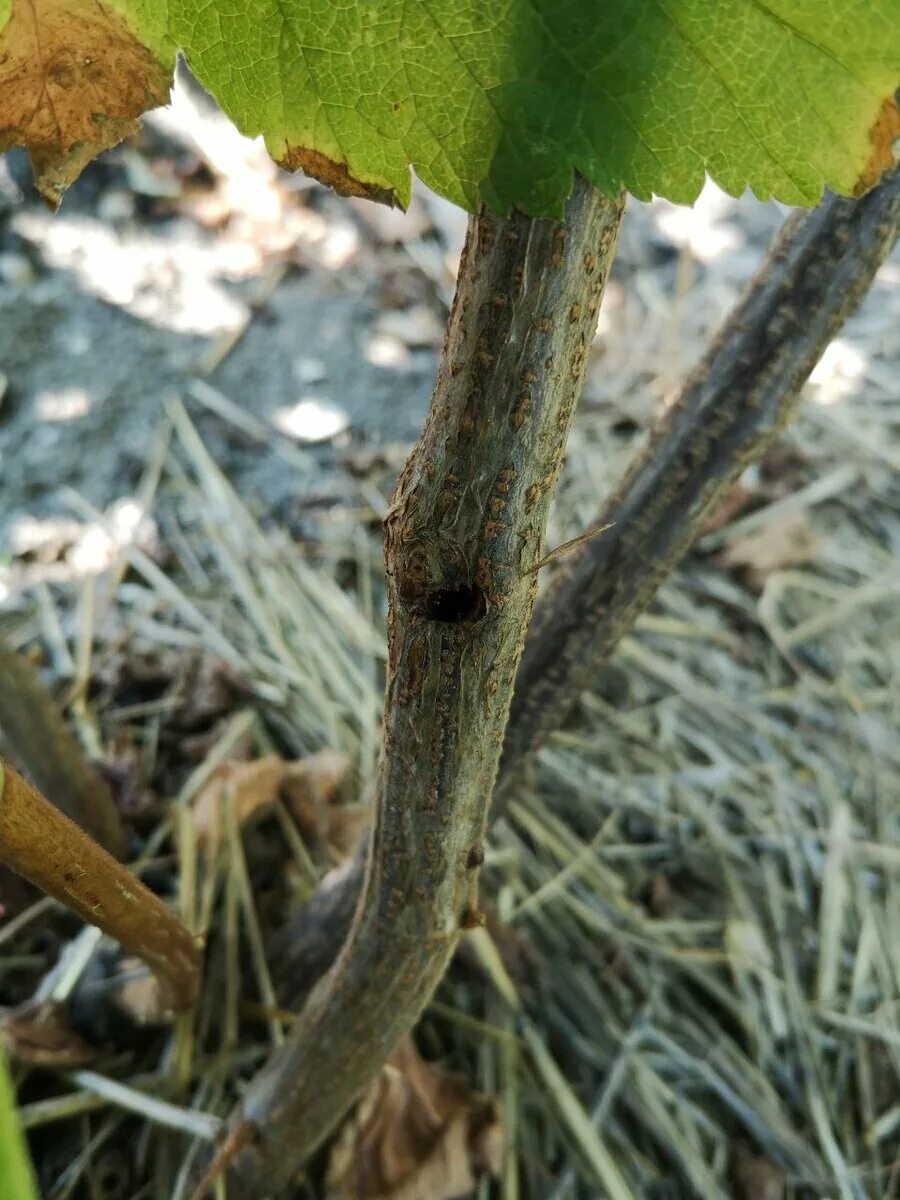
[271,171,900,1014]
[499,171,900,793]
[213,177,624,1197]
[0,760,201,1012]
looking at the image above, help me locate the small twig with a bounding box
[0,642,127,857]
[0,760,201,1012]
[189,1119,259,1200]
[524,522,614,575]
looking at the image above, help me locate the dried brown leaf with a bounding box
[192,755,286,851]
[282,751,363,862]
[111,956,168,1026]
[719,513,820,592]
[1,999,96,1066]
[699,482,753,535]
[0,0,171,208]
[96,649,244,734]
[328,1037,503,1200]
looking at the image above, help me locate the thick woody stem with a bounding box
[0,759,201,1012]
[209,178,624,1198]
[0,643,127,858]
[270,170,900,1015]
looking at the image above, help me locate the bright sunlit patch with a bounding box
[12,212,248,336]
[8,514,84,557]
[68,524,115,573]
[808,338,868,405]
[363,333,410,368]
[68,499,155,574]
[272,398,349,443]
[652,179,743,262]
[319,223,360,270]
[35,387,91,422]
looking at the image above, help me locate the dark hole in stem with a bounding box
[424,584,486,623]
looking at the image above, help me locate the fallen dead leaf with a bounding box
[699,482,753,535]
[192,755,286,851]
[327,1036,503,1200]
[0,999,97,1067]
[282,751,363,862]
[110,957,168,1026]
[719,513,819,593]
[758,444,810,494]
[95,750,155,822]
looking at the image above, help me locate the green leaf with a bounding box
[1,0,897,212]
[0,1047,39,1200]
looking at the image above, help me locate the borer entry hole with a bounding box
[424,584,486,624]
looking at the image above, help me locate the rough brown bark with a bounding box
[0,759,201,1012]
[0,642,127,858]
[270,171,900,1015]
[204,178,624,1198]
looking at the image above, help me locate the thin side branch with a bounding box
[0,643,127,858]
[271,170,900,1014]
[0,760,201,1012]
[499,170,900,791]
[211,178,624,1197]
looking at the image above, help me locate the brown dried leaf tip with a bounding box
[280,144,400,207]
[718,512,819,594]
[855,92,900,195]
[0,0,171,208]
[1,998,97,1067]
[327,1036,503,1200]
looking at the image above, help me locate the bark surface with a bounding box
[0,759,200,1012]
[214,179,624,1197]
[271,171,900,1014]
[0,642,127,857]
[500,171,900,790]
